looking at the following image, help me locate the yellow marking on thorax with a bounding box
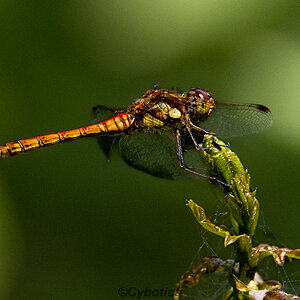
[152,102,181,119]
[140,114,164,128]
[168,108,181,118]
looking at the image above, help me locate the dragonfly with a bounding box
[0,84,272,185]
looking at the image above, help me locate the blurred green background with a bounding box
[0,0,299,299]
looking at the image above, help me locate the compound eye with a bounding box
[195,89,208,99]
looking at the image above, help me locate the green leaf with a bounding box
[250,244,300,267]
[186,200,250,248]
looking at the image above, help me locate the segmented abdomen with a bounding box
[0,113,134,158]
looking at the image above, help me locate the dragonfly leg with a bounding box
[186,125,218,151]
[185,114,216,136]
[190,122,216,135]
[175,130,231,188]
[185,122,202,150]
[184,115,215,151]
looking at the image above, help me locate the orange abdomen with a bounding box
[0,114,134,158]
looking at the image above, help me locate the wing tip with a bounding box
[254,104,271,114]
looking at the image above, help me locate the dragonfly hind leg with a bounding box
[175,129,230,188]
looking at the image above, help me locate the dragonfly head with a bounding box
[187,88,215,118]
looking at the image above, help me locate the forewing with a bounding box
[119,130,207,180]
[198,102,272,138]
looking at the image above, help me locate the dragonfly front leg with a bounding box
[185,123,202,150]
[185,123,214,151]
[175,129,230,187]
[185,113,216,136]
[183,114,215,151]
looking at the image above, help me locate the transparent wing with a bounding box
[198,102,272,138]
[119,130,208,180]
[91,104,127,123]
